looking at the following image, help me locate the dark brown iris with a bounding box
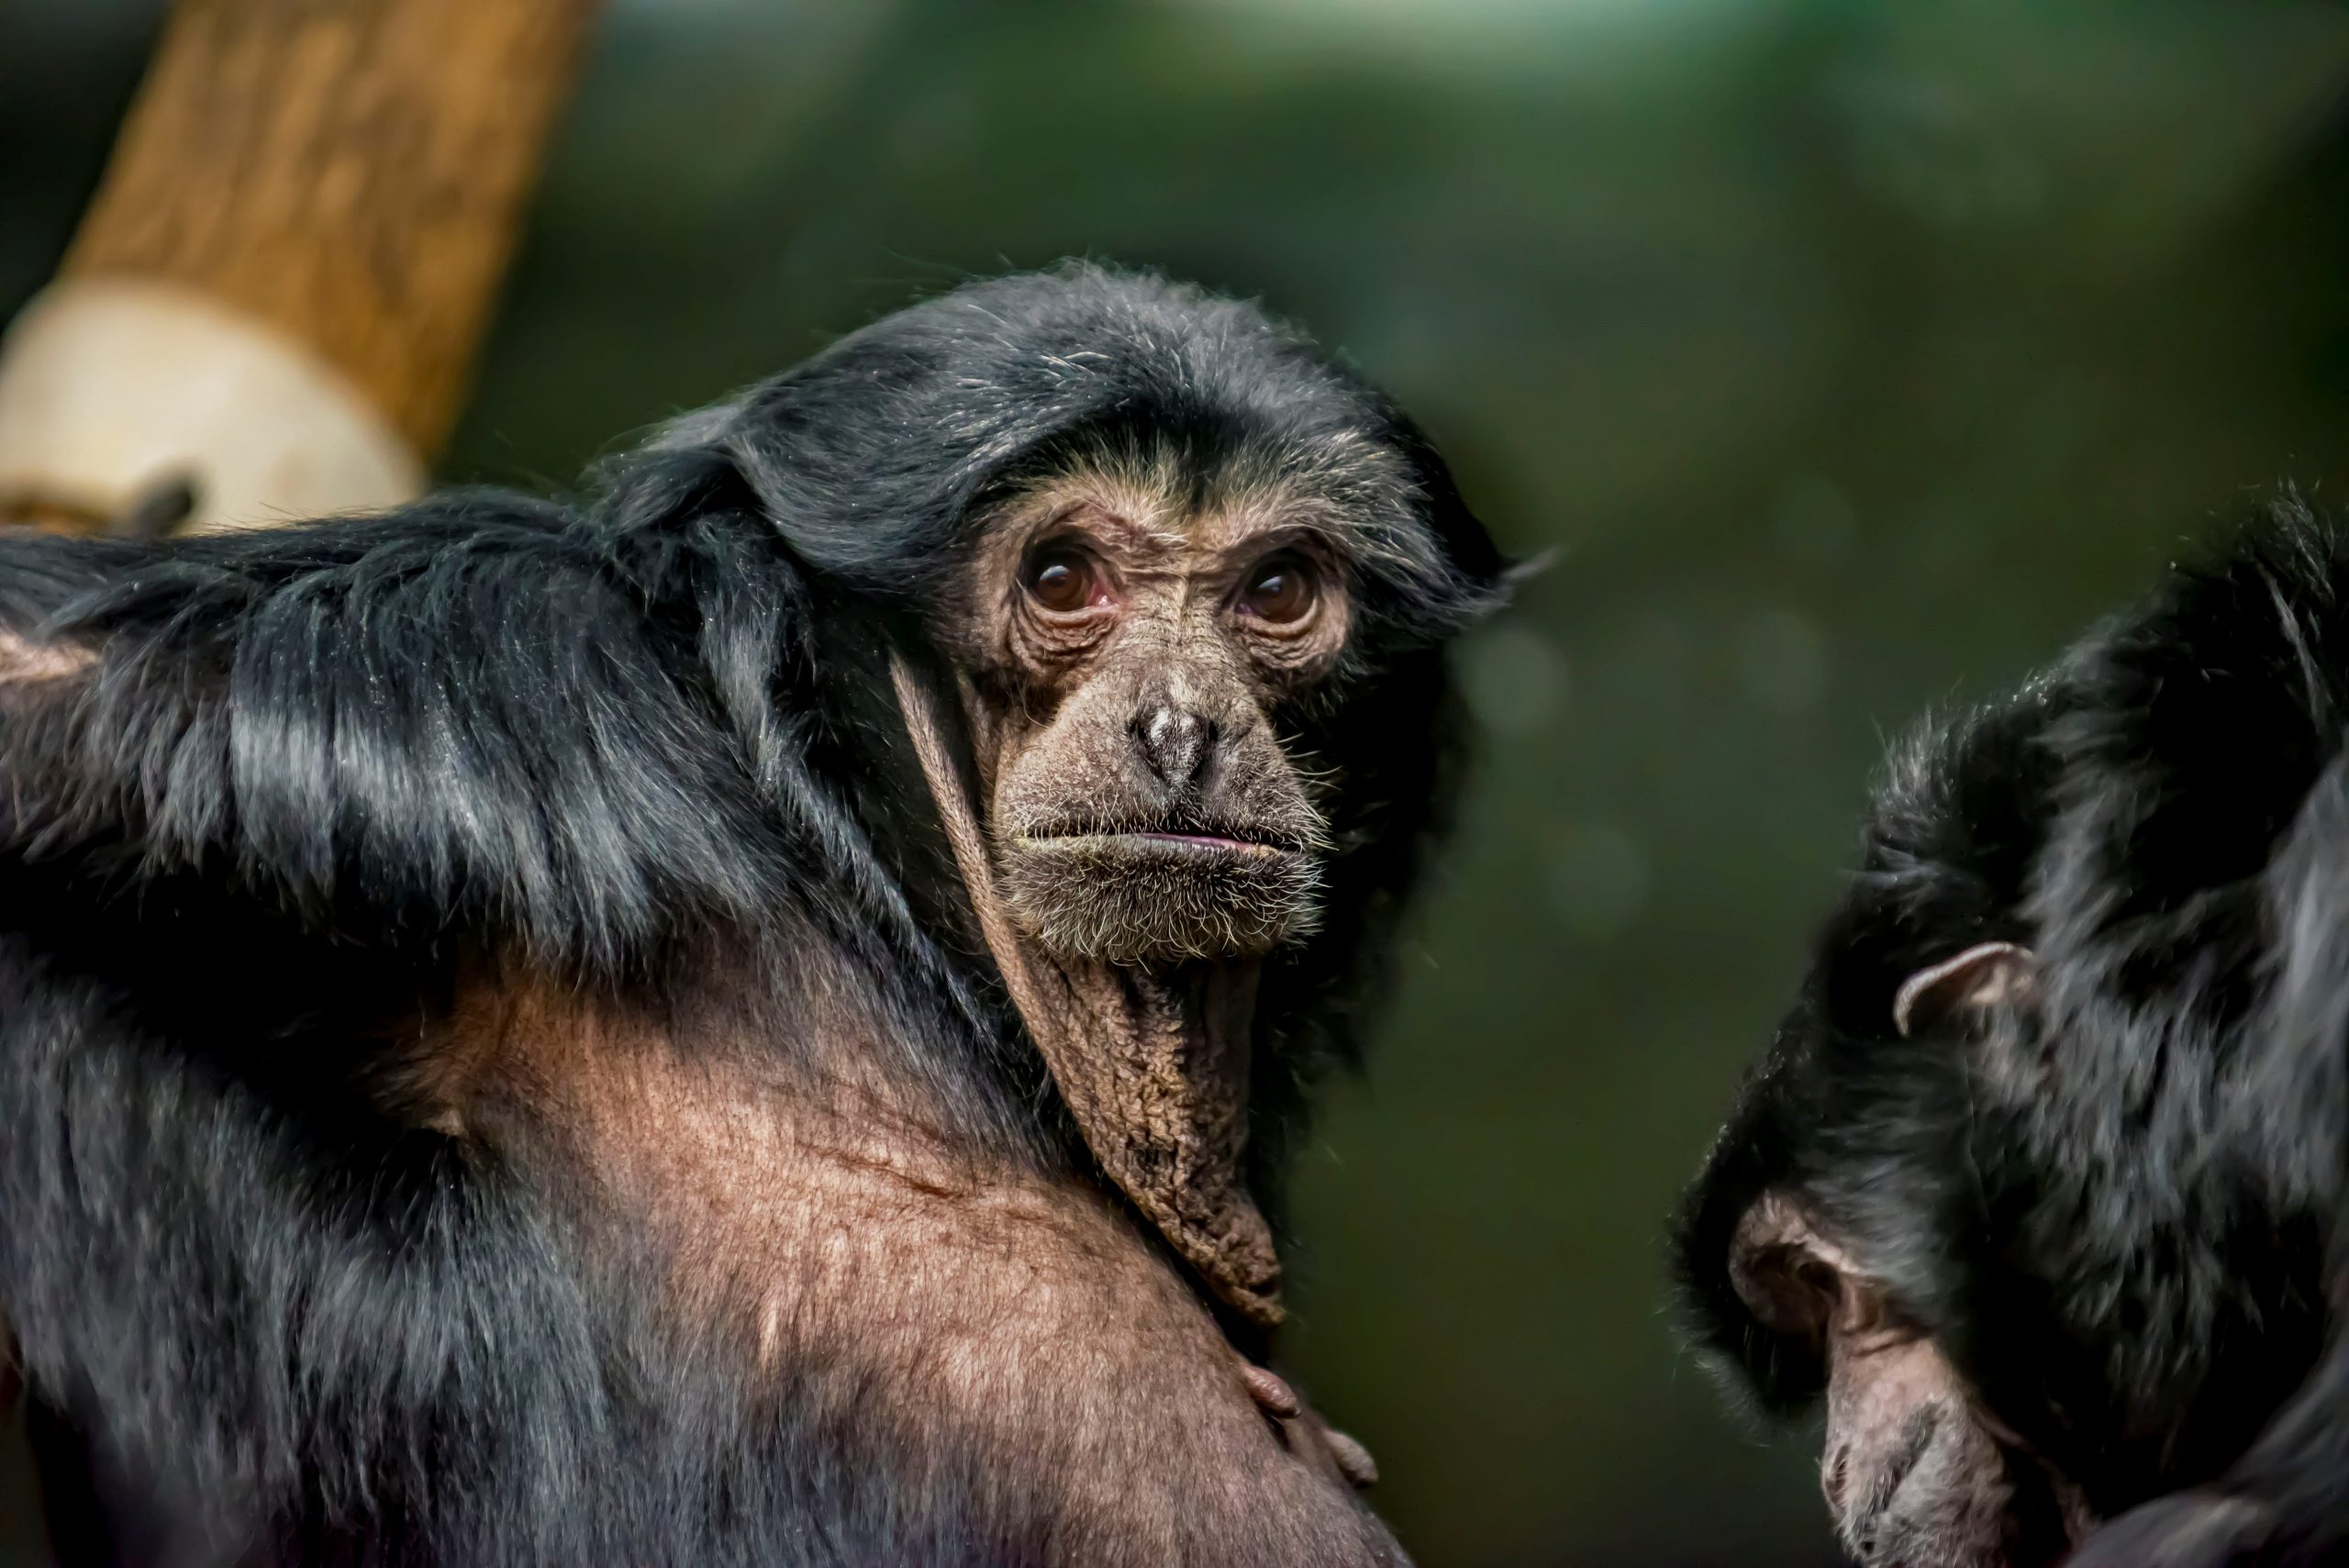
[1239,554,1316,626]
[1023,545,1104,614]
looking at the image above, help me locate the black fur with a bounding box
[1675,491,2349,1563]
[0,264,1503,1565]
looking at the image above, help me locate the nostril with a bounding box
[1132,706,1211,787]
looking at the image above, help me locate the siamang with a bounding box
[0,263,1507,1566]
[1676,492,2349,1567]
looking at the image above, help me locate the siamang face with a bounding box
[1731,1195,2041,1567]
[1711,942,2096,1568]
[1728,1193,2093,1568]
[958,448,1366,966]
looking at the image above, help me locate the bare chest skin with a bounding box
[407,969,1353,1536]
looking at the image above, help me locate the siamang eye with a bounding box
[1022,545,1106,615]
[1239,554,1317,626]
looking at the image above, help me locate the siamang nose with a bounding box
[1132,703,1216,789]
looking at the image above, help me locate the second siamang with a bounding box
[1680,493,2349,1567]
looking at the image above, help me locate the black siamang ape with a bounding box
[0,264,1506,1566]
[1677,492,2349,1567]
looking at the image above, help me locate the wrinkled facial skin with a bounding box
[960,457,1350,965]
[1731,1197,2095,1568]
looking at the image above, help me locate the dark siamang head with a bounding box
[636,263,1504,982]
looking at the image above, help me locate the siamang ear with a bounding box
[1893,941,2036,1039]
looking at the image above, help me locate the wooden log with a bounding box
[67,0,599,458]
[0,0,600,533]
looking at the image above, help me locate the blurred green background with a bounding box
[8,3,2349,1564]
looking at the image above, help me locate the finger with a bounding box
[1241,1364,1301,1418]
[1323,1429,1378,1490]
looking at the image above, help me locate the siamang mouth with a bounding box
[1014,825,1310,856]
[1133,830,1270,851]
[996,825,1325,962]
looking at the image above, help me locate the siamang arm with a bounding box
[2060,760,2349,1567]
[2063,1331,2349,1568]
[0,486,817,974]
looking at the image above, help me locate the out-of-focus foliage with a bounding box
[6,4,2349,1565]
